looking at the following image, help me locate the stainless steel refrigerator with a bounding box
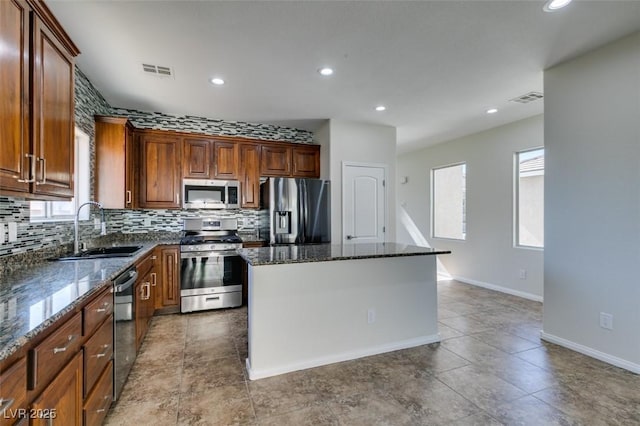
[260,178,331,245]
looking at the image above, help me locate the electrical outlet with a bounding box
[7,222,17,242]
[94,217,101,230]
[519,269,527,280]
[600,312,613,330]
[367,308,376,324]
[0,223,5,245]
[144,218,152,227]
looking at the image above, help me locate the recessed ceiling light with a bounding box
[486,108,498,114]
[375,105,386,112]
[543,0,572,12]
[318,67,334,76]
[210,78,225,86]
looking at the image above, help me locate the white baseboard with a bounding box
[540,331,640,374]
[450,275,543,302]
[245,333,441,380]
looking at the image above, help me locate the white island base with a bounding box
[246,254,440,380]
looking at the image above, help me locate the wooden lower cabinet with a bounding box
[82,361,113,426]
[30,352,82,426]
[0,357,27,426]
[155,246,180,311]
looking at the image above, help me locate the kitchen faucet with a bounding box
[74,201,106,253]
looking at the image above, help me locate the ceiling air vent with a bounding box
[141,63,174,78]
[510,91,543,104]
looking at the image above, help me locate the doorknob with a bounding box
[346,235,356,240]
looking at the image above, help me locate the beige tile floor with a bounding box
[105,280,640,425]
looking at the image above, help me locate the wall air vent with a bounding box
[510,91,543,104]
[141,63,174,78]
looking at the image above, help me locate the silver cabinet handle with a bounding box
[94,344,111,358]
[176,193,180,205]
[0,398,15,412]
[16,154,36,183]
[95,301,111,313]
[126,190,132,205]
[53,334,77,354]
[150,272,157,286]
[36,157,46,185]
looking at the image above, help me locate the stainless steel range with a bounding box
[180,217,244,313]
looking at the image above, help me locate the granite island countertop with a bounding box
[0,238,179,362]
[238,242,451,266]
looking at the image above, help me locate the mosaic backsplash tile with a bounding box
[109,108,314,144]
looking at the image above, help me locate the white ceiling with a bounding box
[47,1,640,153]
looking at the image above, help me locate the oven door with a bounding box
[180,251,244,296]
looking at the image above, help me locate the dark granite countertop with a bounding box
[0,238,179,362]
[237,243,451,266]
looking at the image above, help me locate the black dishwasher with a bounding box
[113,265,138,401]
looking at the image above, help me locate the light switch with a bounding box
[8,222,18,242]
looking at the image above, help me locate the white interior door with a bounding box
[343,163,386,244]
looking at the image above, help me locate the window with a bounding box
[432,163,466,240]
[515,148,544,248]
[30,127,90,222]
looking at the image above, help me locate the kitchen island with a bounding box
[238,243,450,380]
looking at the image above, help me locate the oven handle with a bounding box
[180,252,240,260]
[114,270,138,293]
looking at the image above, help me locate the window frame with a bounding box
[431,161,467,241]
[30,127,90,223]
[514,147,544,250]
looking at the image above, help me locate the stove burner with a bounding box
[179,234,242,245]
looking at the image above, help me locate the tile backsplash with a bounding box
[0,65,313,259]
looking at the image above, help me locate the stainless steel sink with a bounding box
[54,245,143,261]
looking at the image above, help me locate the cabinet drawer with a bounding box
[84,288,113,336]
[83,315,113,397]
[0,358,27,426]
[83,361,113,426]
[29,312,82,390]
[136,252,155,278]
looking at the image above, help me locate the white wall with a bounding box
[397,115,544,300]
[543,32,640,371]
[327,120,397,243]
[315,120,331,180]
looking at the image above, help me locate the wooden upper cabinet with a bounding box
[138,132,182,209]
[213,140,239,179]
[239,143,260,208]
[0,0,30,195]
[292,145,320,178]
[183,137,212,178]
[0,0,78,200]
[95,116,137,208]
[260,144,292,176]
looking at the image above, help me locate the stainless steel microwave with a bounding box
[183,179,240,209]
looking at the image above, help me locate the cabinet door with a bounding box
[31,15,75,199]
[159,246,180,308]
[292,145,320,178]
[139,132,182,209]
[30,352,82,426]
[183,137,212,178]
[213,140,238,179]
[260,145,292,176]
[239,143,260,208]
[0,0,30,195]
[95,116,134,209]
[134,279,148,350]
